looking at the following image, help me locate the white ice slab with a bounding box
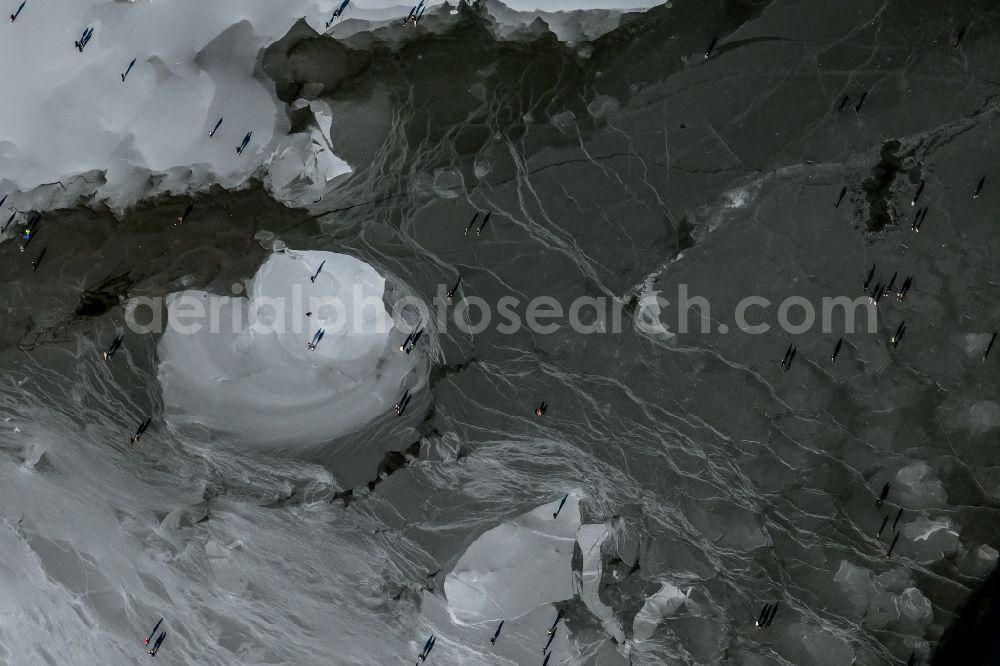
[156,249,421,445]
[420,591,577,665]
[444,495,580,624]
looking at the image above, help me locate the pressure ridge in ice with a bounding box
[157,249,421,445]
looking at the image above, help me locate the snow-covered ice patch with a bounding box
[266,100,352,205]
[576,523,624,642]
[897,587,932,623]
[966,400,1000,435]
[157,249,423,445]
[894,462,946,508]
[587,94,620,118]
[959,543,999,578]
[834,560,938,634]
[634,282,674,341]
[901,515,960,561]
[833,560,873,613]
[444,495,581,624]
[697,180,763,239]
[724,188,751,209]
[419,590,577,665]
[632,581,689,642]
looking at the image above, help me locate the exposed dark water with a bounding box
[2,1,1000,664]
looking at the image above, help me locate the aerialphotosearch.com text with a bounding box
[124,283,879,338]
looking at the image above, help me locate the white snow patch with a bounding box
[444,495,580,624]
[156,249,422,445]
[723,188,751,209]
[906,516,958,543]
[900,515,960,561]
[419,591,578,665]
[634,282,674,340]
